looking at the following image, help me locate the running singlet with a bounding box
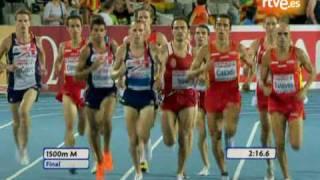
[7,33,41,90]
[269,47,302,99]
[63,40,86,87]
[125,44,154,91]
[86,43,114,89]
[208,41,241,91]
[163,42,194,95]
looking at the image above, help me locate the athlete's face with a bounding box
[137,10,152,26]
[16,14,30,34]
[195,27,209,47]
[129,23,146,44]
[172,20,189,43]
[263,16,278,34]
[91,25,106,42]
[276,25,291,48]
[215,17,231,41]
[67,19,82,38]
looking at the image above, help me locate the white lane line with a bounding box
[0,113,61,130]
[233,121,260,180]
[5,115,125,179]
[120,136,163,180]
[0,107,61,112]
[6,133,80,180]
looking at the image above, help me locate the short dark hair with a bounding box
[102,0,115,10]
[196,24,210,35]
[66,14,83,26]
[171,17,190,29]
[215,14,232,29]
[15,8,32,21]
[90,15,106,29]
[197,0,207,5]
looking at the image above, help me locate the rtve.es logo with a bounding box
[262,0,301,10]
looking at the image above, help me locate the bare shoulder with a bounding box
[0,35,12,50]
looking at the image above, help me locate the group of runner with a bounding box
[0,7,315,180]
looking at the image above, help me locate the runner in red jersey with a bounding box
[192,24,210,176]
[260,23,315,180]
[248,15,278,180]
[187,15,251,180]
[53,14,87,174]
[159,17,197,180]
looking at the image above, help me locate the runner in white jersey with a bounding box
[75,15,118,180]
[0,9,46,165]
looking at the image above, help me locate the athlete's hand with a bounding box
[242,82,250,92]
[6,64,18,72]
[116,78,125,89]
[91,58,105,71]
[153,78,163,91]
[262,85,271,96]
[297,88,307,101]
[40,65,47,76]
[186,70,196,81]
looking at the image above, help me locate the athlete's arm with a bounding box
[155,32,168,49]
[75,45,95,80]
[187,44,209,80]
[296,48,316,99]
[110,39,119,55]
[111,44,126,80]
[53,43,65,79]
[0,36,11,72]
[260,50,272,96]
[36,37,47,75]
[239,44,254,66]
[151,43,168,83]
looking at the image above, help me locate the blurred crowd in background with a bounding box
[0,0,319,25]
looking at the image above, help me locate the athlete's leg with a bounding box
[288,118,303,151]
[10,102,21,150]
[124,106,141,176]
[223,103,241,147]
[62,95,78,147]
[176,106,196,175]
[197,109,210,175]
[77,106,87,136]
[100,95,116,171]
[18,88,37,165]
[270,112,289,179]
[161,110,178,147]
[207,112,227,175]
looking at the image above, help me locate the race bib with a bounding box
[214,61,237,81]
[172,70,192,89]
[13,56,37,90]
[65,57,78,75]
[273,74,296,93]
[91,54,113,88]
